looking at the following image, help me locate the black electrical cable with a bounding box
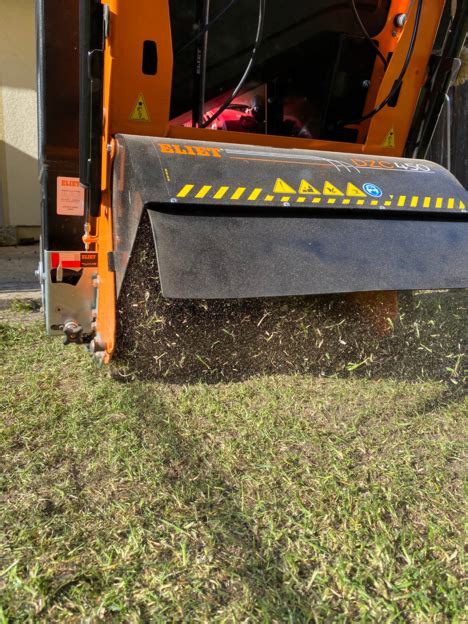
[342,0,423,127]
[176,0,240,55]
[349,0,388,69]
[200,0,266,128]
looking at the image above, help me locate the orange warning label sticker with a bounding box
[323,181,344,196]
[382,128,396,148]
[273,178,296,194]
[130,93,151,122]
[57,177,85,216]
[346,182,367,197]
[299,179,321,195]
[81,253,98,268]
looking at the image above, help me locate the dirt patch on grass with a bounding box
[113,214,467,385]
[0,308,42,325]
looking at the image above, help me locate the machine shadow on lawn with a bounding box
[134,397,318,619]
[104,382,465,621]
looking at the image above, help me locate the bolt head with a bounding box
[395,13,407,27]
[90,337,106,354]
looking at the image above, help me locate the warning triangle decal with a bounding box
[273,178,296,194]
[323,181,344,196]
[346,182,367,197]
[130,93,151,122]
[382,127,395,148]
[299,179,321,195]
[460,200,466,210]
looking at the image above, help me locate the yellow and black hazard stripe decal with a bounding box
[175,184,466,212]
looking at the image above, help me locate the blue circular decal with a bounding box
[363,183,383,198]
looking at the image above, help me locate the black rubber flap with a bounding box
[148,208,468,298]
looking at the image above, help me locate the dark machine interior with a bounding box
[169,0,391,142]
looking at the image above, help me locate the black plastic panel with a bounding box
[115,135,467,216]
[112,134,468,299]
[36,0,83,250]
[79,0,104,216]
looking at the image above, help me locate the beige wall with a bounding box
[0,0,40,227]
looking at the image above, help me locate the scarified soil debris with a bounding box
[113,213,467,385]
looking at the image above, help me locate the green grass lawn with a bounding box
[0,300,466,622]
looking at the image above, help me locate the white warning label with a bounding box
[57,177,85,216]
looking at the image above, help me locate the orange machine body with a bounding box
[93,0,447,361]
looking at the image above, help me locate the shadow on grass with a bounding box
[113,216,467,387]
[78,383,465,620]
[149,409,310,618]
